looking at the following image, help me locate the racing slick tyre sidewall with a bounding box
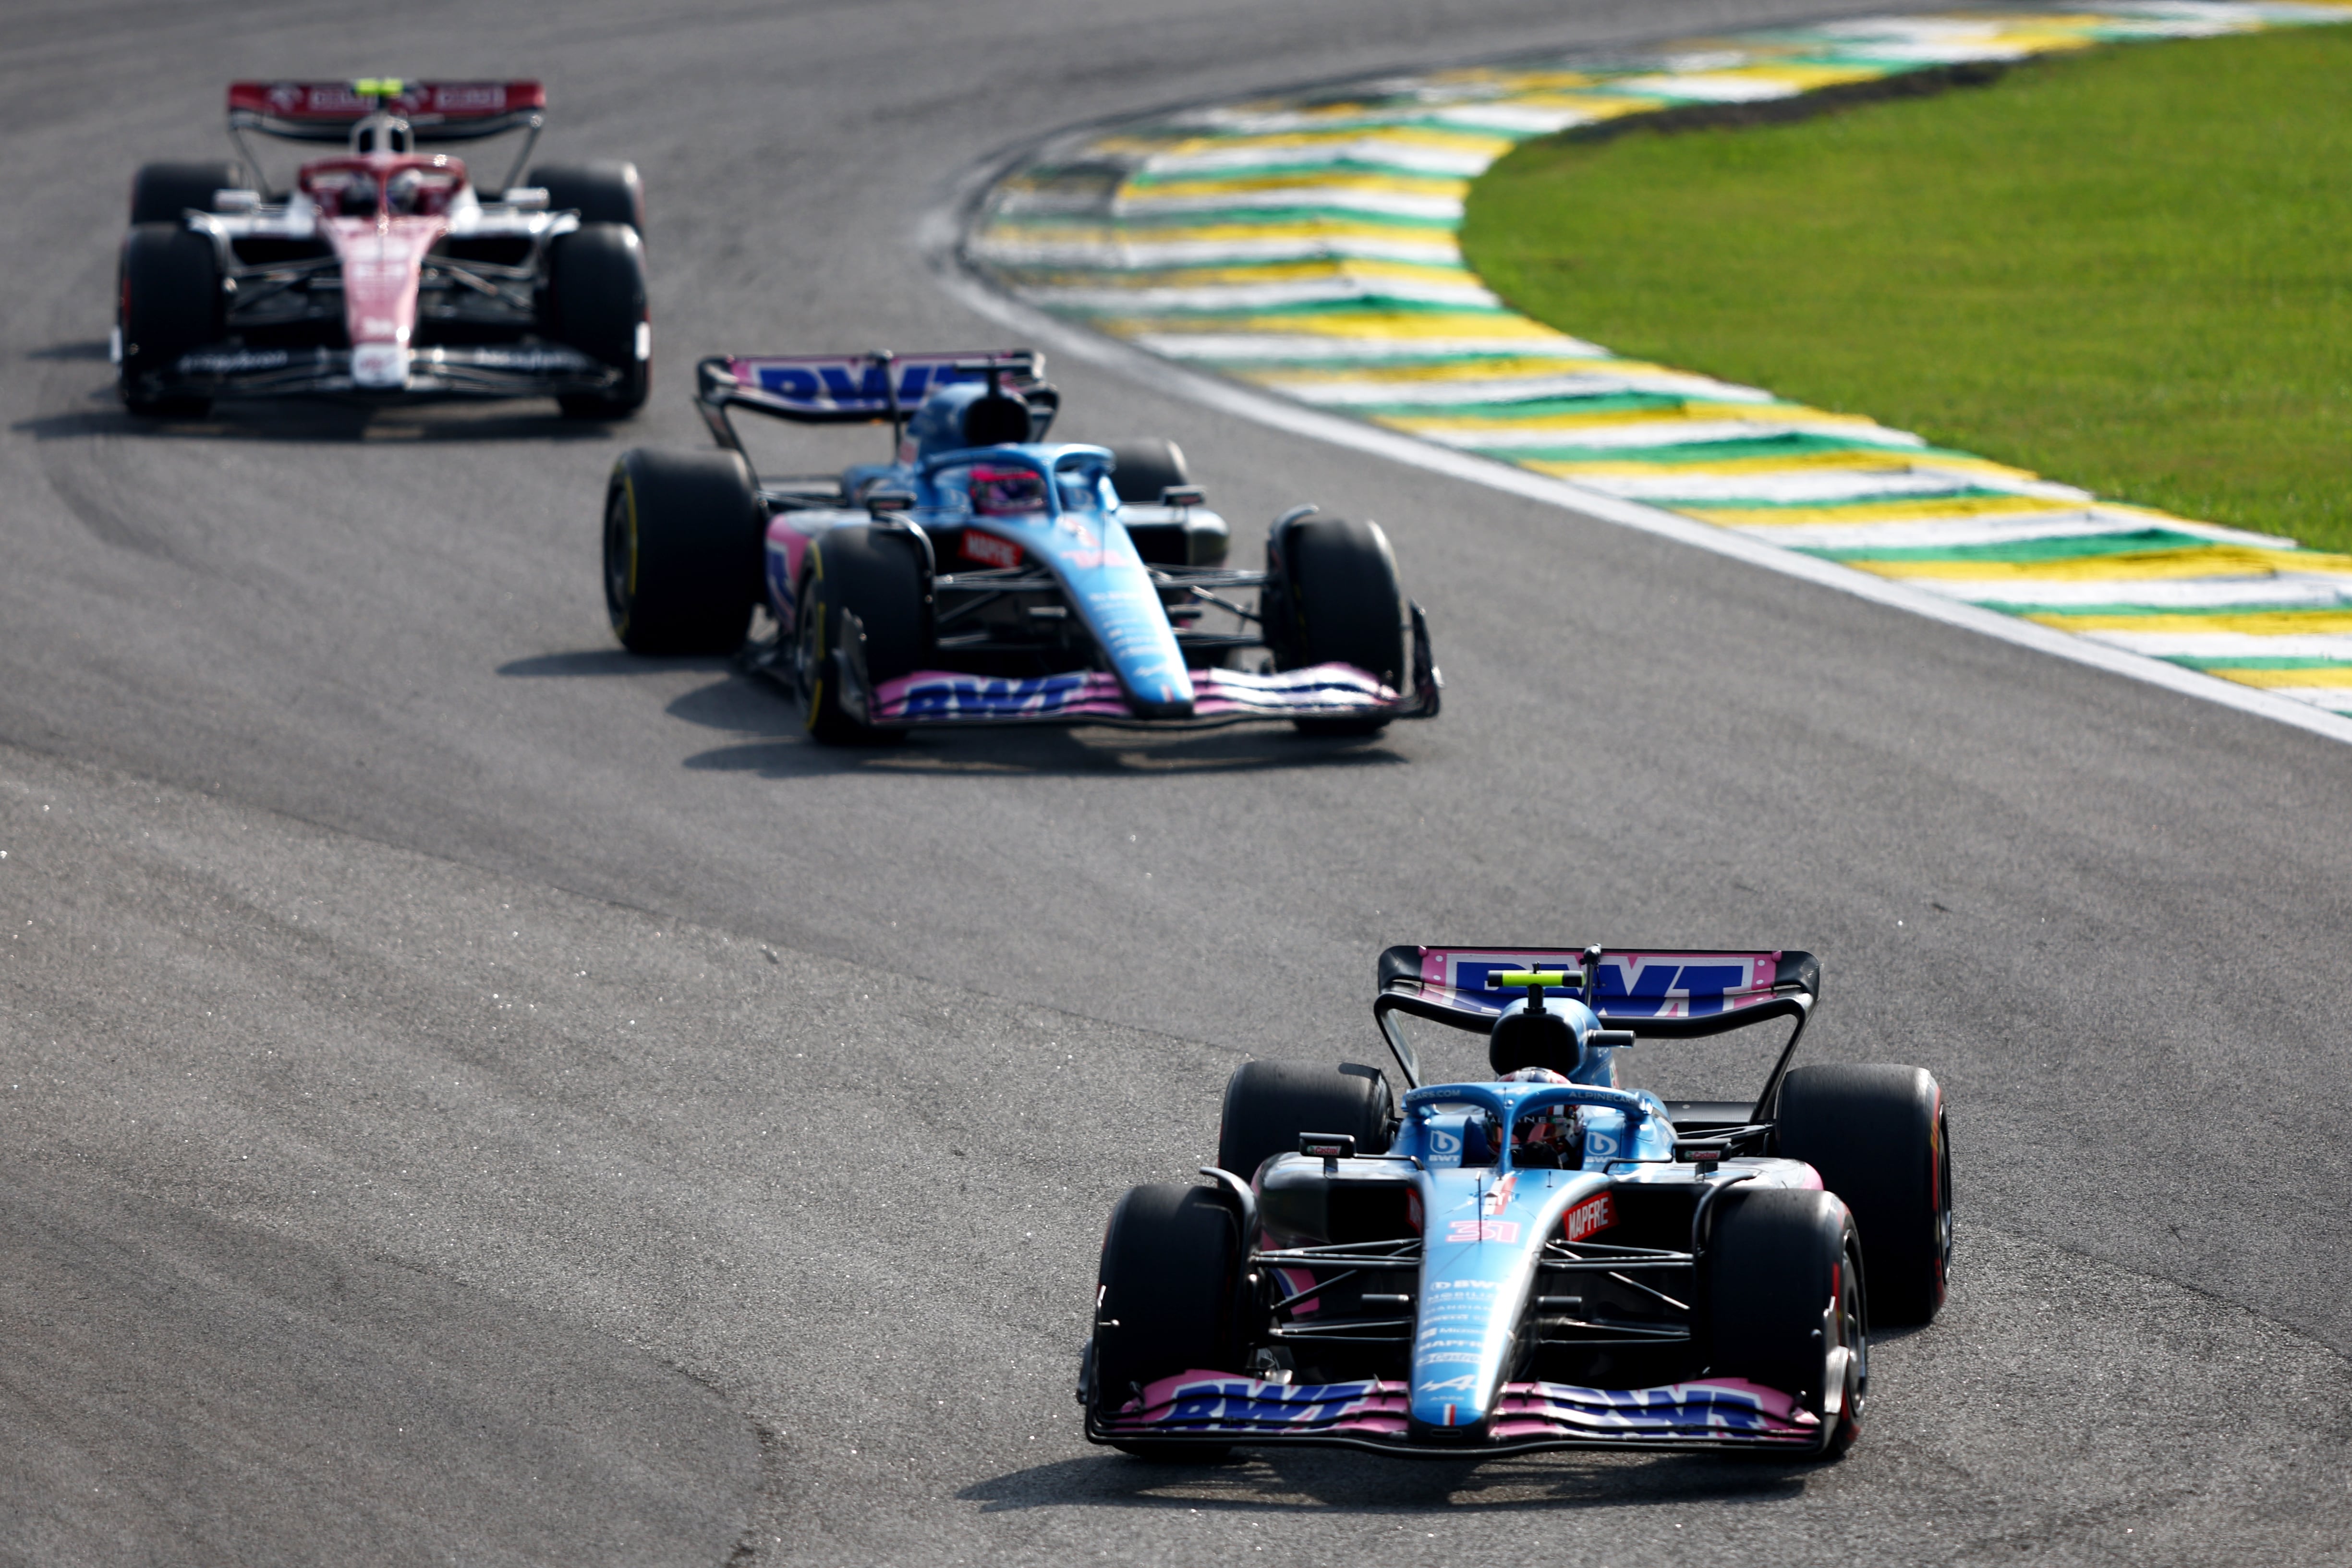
[1706,1187,1867,1458]
[1215,1060,1393,1182]
[604,449,764,655]
[129,161,239,225]
[118,222,221,419]
[528,161,646,231]
[546,223,649,420]
[1104,438,1191,505]
[1773,1064,1952,1326]
[1091,1182,1243,1462]
[794,525,931,745]
[1265,515,1410,736]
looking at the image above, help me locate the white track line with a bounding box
[921,160,2352,749]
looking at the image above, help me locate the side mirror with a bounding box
[1589,1029,1637,1051]
[1299,1131,1357,1172]
[1159,485,1204,508]
[212,189,262,212]
[501,186,551,208]
[865,489,917,518]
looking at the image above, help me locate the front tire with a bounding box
[794,525,931,744]
[1775,1064,1952,1326]
[1215,1060,1392,1181]
[604,449,764,654]
[546,223,649,419]
[1264,514,1410,735]
[117,222,221,418]
[1091,1183,1243,1460]
[1707,1187,1866,1458]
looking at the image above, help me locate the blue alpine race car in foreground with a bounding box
[603,348,1440,741]
[1084,945,1952,1459]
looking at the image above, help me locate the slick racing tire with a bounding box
[117,222,222,419]
[1104,438,1191,505]
[129,161,240,224]
[1216,1060,1392,1182]
[604,449,765,654]
[1091,1182,1243,1461]
[546,223,649,419]
[794,525,931,745]
[1774,1064,1952,1326]
[1264,514,1411,736]
[1706,1187,1866,1459]
[528,160,646,231]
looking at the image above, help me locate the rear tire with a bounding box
[1264,515,1409,735]
[1105,438,1191,505]
[604,449,764,654]
[529,161,646,231]
[129,161,239,224]
[117,222,221,418]
[1092,1182,1243,1460]
[546,223,648,419]
[1707,1187,1866,1458]
[1216,1060,1392,1182]
[794,525,931,744]
[1775,1064,1952,1326]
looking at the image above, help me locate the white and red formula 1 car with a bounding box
[116,78,647,419]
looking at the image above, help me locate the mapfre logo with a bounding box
[1562,1192,1615,1242]
[960,530,1022,569]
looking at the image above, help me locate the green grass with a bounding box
[1460,25,2352,554]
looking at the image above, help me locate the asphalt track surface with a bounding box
[5,1,2351,1563]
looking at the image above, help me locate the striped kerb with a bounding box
[969,3,2352,717]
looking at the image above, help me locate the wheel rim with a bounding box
[793,579,826,723]
[602,484,633,630]
[1833,1240,1868,1446]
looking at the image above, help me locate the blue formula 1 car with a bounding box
[1083,945,1953,1460]
[602,349,1440,741]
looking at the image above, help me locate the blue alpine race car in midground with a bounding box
[603,348,1440,741]
[1083,945,1952,1459]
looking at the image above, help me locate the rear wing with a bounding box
[1370,943,1819,1101]
[694,349,1056,464]
[227,81,546,142]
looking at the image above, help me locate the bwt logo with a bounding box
[755,362,978,406]
[1450,956,1756,1018]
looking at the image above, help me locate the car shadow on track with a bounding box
[499,653,1418,775]
[14,376,617,445]
[674,676,1414,777]
[958,1449,1811,1513]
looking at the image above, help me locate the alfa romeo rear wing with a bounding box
[227,80,546,142]
[1371,944,1819,1110]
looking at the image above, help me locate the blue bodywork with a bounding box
[838,430,1197,716]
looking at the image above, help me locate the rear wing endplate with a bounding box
[1370,943,1819,1110]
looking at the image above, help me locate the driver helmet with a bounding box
[1501,1073,1582,1168]
[970,465,1047,517]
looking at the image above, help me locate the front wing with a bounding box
[1090,1370,1823,1456]
[869,662,1433,729]
[126,343,625,402]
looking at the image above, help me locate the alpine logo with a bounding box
[1562,1192,1615,1242]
